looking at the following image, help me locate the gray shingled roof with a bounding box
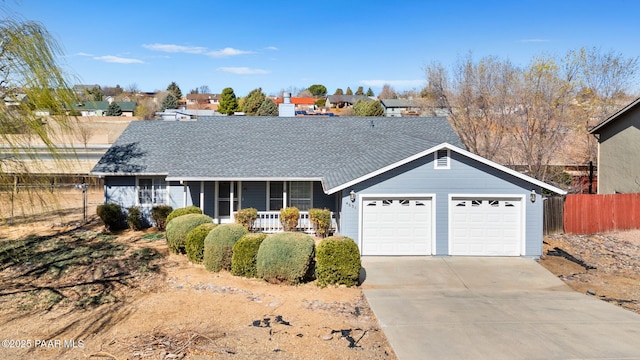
[92,116,464,192]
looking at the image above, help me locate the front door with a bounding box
[217,181,238,223]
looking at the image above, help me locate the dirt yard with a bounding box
[2,189,640,359]
[0,189,395,359]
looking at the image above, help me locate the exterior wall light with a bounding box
[349,190,356,202]
[530,189,536,203]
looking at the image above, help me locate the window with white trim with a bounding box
[138,178,167,206]
[289,181,312,211]
[434,149,450,169]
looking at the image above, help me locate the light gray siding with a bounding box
[339,152,544,257]
[104,176,135,207]
[597,111,640,194]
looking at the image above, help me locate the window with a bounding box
[138,178,166,206]
[269,182,284,210]
[218,181,238,217]
[289,181,312,211]
[434,149,450,169]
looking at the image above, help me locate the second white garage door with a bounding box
[361,197,433,255]
[450,197,523,256]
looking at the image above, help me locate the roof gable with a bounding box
[589,97,640,134]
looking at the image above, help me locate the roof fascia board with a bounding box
[589,97,640,134]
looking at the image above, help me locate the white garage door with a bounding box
[361,198,432,255]
[450,197,522,256]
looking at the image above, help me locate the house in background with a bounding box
[274,97,316,112]
[186,93,220,111]
[325,94,372,108]
[589,97,640,194]
[381,98,423,117]
[92,116,564,258]
[72,101,136,117]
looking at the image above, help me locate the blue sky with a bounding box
[12,0,640,97]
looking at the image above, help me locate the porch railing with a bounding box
[250,211,337,234]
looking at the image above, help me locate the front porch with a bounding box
[251,210,338,234]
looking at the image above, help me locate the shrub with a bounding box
[234,208,258,230]
[256,232,315,285]
[231,233,267,278]
[185,223,217,264]
[126,206,144,231]
[309,208,332,237]
[203,223,249,272]
[151,205,173,230]
[315,236,361,288]
[166,206,202,225]
[165,214,213,254]
[280,207,299,231]
[96,203,124,231]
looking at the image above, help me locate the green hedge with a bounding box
[280,207,299,231]
[151,205,173,230]
[185,223,217,264]
[126,206,144,231]
[256,232,315,284]
[203,223,248,272]
[165,214,213,254]
[166,206,203,225]
[97,203,124,231]
[231,233,267,278]
[315,236,361,287]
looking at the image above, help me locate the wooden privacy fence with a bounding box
[543,196,565,235]
[564,193,640,234]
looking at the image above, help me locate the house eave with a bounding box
[325,143,567,196]
[164,176,324,183]
[589,96,640,134]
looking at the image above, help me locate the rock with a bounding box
[586,289,597,296]
[267,302,280,307]
[322,334,333,341]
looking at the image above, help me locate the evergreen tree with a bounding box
[346,87,353,95]
[366,87,374,96]
[334,88,344,95]
[218,87,239,115]
[242,88,266,115]
[166,81,182,101]
[161,93,177,111]
[256,98,278,116]
[106,102,122,116]
[307,84,327,97]
[355,86,364,95]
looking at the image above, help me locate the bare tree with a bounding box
[378,84,397,99]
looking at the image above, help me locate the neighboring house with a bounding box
[186,93,220,111]
[325,95,372,108]
[589,97,640,194]
[381,99,423,117]
[91,116,565,257]
[274,97,316,112]
[72,101,137,117]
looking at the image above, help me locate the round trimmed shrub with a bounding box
[126,206,144,231]
[315,236,361,287]
[97,203,124,231]
[280,207,299,231]
[203,223,248,272]
[151,205,173,230]
[256,232,315,285]
[185,223,217,264]
[165,213,213,254]
[166,206,203,225]
[231,233,267,278]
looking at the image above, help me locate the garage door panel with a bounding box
[362,197,432,256]
[450,197,522,256]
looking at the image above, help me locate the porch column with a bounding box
[200,181,204,212]
[266,181,271,210]
[182,182,187,207]
[283,181,287,209]
[237,180,242,209]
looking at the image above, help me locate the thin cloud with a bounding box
[518,39,550,43]
[76,52,94,57]
[94,55,144,64]
[217,67,269,75]
[207,47,254,58]
[265,46,278,51]
[142,43,207,54]
[360,79,425,88]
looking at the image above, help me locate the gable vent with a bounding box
[435,149,450,169]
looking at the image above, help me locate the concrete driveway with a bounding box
[361,257,640,360]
